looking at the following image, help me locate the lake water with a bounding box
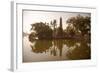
[23,36,91,62]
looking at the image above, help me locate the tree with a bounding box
[67,15,91,36]
[50,19,57,38]
[66,24,76,37]
[30,22,53,39]
[29,32,36,42]
[50,19,57,30]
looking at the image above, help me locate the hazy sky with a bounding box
[23,10,90,33]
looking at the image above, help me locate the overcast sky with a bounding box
[23,10,90,33]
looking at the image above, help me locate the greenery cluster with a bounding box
[29,15,90,42]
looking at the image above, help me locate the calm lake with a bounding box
[23,35,91,62]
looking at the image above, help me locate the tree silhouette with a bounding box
[67,15,91,36]
[30,22,53,39]
[65,24,76,37]
[50,19,57,38]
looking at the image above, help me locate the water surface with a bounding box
[23,36,91,62]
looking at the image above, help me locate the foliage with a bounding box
[65,24,76,37]
[29,32,36,42]
[67,15,90,36]
[29,15,90,40]
[31,22,53,39]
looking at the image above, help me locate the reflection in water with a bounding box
[29,37,90,61]
[23,36,90,62]
[31,40,52,53]
[66,42,90,60]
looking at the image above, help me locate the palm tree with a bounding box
[50,19,57,38]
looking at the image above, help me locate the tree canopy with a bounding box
[67,15,91,36]
[31,22,53,39]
